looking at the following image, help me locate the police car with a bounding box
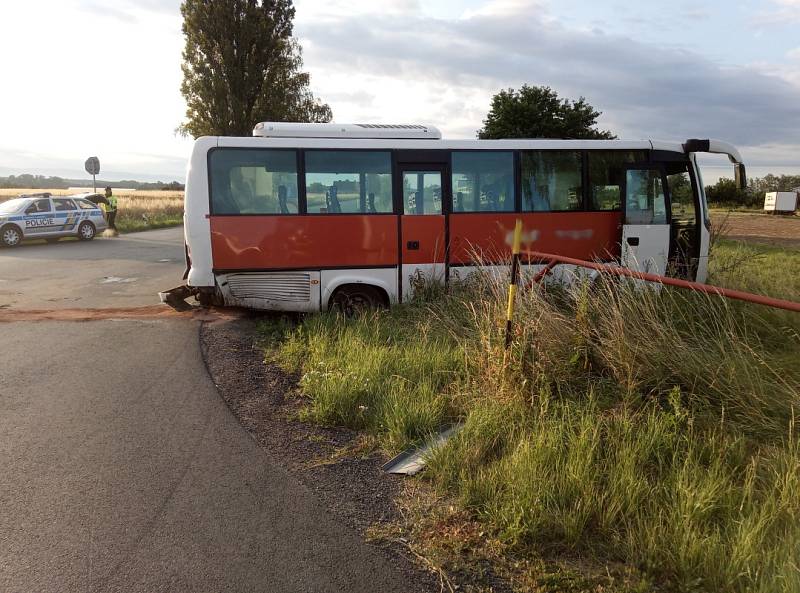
[0,193,108,247]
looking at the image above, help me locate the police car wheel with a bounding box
[1,225,21,247]
[78,222,96,241]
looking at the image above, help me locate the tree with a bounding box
[477,85,615,140]
[179,0,332,138]
[705,178,754,207]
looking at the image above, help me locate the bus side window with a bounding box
[451,151,514,213]
[666,167,695,222]
[208,148,299,215]
[304,151,392,214]
[625,169,667,224]
[589,151,647,210]
[402,172,442,215]
[521,151,582,212]
[665,163,698,274]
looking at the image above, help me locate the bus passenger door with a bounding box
[399,166,447,301]
[665,163,700,279]
[621,167,671,276]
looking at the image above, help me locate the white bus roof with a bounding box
[253,122,442,140]
[220,135,673,152]
[204,123,742,161]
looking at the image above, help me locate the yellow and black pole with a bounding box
[504,219,523,349]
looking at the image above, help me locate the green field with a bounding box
[263,240,800,592]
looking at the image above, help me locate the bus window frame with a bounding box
[652,151,702,239]
[398,167,449,216]
[206,146,303,216]
[686,160,703,235]
[448,149,518,215]
[585,149,650,213]
[662,159,702,273]
[301,148,396,216]
[518,149,587,213]
[206,146,700,221]
[621,163,672,226]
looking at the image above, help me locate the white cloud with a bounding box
[0,0,192,180]
[755,0,800,24]
[296,0,800,152]
[1,0,799,180]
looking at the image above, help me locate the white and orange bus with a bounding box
[178,122,746,312]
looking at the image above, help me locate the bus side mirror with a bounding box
[734,163,747,191]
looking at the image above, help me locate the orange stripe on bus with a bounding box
[449,211,622,264]
[210,211,622,271]
[210,215,399,270]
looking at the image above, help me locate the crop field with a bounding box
[263,237,800,592]
[0,189,184,233]
[712,210,800,248]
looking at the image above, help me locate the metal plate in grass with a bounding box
[382,424,463,475]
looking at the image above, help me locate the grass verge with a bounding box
[264,243,800,593]
[115,212,183,233]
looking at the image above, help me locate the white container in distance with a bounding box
[763,191,798,214]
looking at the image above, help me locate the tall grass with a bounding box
[272,245,800,592]
[427,273,799,592]
[278,300,461,452]
[114,193,183,232]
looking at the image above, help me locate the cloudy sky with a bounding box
[1,0,799,182]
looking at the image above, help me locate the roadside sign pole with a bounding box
[85,157,100,193]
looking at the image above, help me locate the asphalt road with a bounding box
[0,226,186,310]
[0,228,420,592]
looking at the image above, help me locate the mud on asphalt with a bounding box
[200,318,445,593]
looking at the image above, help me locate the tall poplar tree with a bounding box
[179,0,332,137]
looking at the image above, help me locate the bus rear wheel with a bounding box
[329,285,384,316]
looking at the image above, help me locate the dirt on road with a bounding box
[0,304,246,323]
[712,211,800,248]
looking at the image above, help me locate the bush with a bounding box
[705,178,758,208]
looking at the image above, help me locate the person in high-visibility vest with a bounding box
[104,186,118,230]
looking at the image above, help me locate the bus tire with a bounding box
[198,291,213,307]
[77,221,96,241]
[197,289,222,307]
[329,284,386,316]
[1,224,22,247]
